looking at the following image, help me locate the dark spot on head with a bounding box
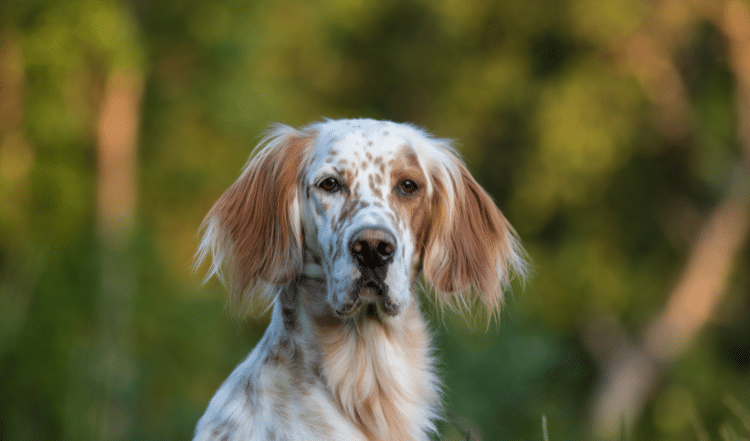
[356,200,370,212]
[338,198,358,225]
[369,174,383,198]
[330,217,338,234]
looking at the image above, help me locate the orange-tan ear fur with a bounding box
[195,127,311,309]
[423,155,526,314]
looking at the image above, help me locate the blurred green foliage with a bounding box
[1,0,749,440]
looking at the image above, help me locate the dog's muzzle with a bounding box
[336,227,400,316]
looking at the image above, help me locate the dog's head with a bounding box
[196,119,526,319]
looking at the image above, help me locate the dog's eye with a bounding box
[318,177,342,193]
[398,179,419,195]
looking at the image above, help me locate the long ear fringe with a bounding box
[421,240,529,327]
[193,124,310,316]
[193,216,282,316]
[421,145,530,323]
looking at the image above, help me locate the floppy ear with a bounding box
[196,126,311,308]
[422,154,526,314]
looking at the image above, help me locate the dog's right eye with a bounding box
[318,177,342,193]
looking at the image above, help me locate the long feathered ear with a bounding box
[195,126,312,310]
[422,152,527,315]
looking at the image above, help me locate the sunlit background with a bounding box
[1,0,749,440]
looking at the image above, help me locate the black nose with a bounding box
[349,227,397,268]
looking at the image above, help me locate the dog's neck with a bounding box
[269,276,441,441]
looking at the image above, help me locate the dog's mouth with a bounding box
[333,277,400,318]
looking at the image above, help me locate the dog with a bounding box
[193,119,526,440]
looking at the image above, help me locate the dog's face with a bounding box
[197,119,525,320]
[300,123,433,318]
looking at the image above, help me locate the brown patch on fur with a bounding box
[388,147,430,247]
[422,155,517,312]
[340,166,357,187]
[351,180,360,198]
[368,174,383,199]
[200,131,313,304]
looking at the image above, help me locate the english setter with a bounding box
[194,119,526,441]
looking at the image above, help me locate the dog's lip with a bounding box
[333,282,400,318]
[333,301,360,317]
[359,281,384,299]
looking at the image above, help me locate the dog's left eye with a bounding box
[318,177,342,193]
[398,179,419,195]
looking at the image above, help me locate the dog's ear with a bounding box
[196,126,311,309]
[422,153,526,314]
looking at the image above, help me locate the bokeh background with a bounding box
[1,0,749,440]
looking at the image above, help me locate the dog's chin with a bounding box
[333,283,401,319]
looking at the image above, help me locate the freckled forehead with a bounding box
[309,123,415,168]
